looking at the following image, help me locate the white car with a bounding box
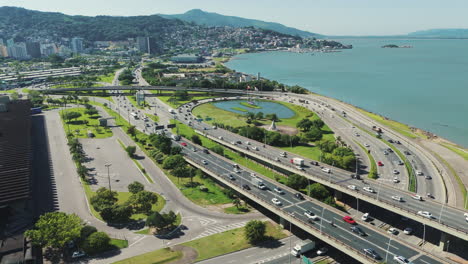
[418,211,434,219]
[388,227,398,235]
[245,141,251,145]
[274,187,284,194]
[218,136,223,140]
[280,152,287,157]
[202,160,208,165]
[363,187,375,193]
[347,185,357,190]
[252,146,259,151]
[321,167,331,173]
[464,213,468,222]
[72,251,86,259]
[393,177,400,183]
[272,198,282,206]
[391,196,403,202]
[416,170,423,176]
[296,165,304,171]
[233,168,241,173]
[316,247,328,256]
[364,143,370,147]
[411,194,423,201]
[393,169,399,175]
[394,255,413,264]
[304,210,319,221]
[361,212,370,221]
[403,227,413,235]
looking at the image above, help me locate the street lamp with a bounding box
[105,164,112,191]
[320,207,326,234]
[385,233,393,263]
[422,223,426,244]
[288,212,295,264]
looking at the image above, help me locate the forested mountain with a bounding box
[0,6,184,41]
[407,29,468,39]
[160,9,321,38]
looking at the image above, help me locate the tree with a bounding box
[90,187,118,212]
[191,134,202,145]
[286,174,308,190]
[146,210,177,230]
[125,146,136,157]
[64,111,82,123]
[296,118,313,131]
[25,212,82,249]
[244,220,266,244]
[27,90,44,107]
[308,183,330,201]
[304,127,323,142]
[128,181,145,194]
[211,145,224,156]
[82,97,90,104]
[10,91,19,101]
[233,197,242,208]
[100,204,132,223]
[172,165,191,179]
[150,133,172,154]
[127,125,137,138]
[128,191,158,214]
[85,108,99,116]
[82,232,111,255]
[255,112,264,120]
[80,225,97,243]
[162,154,186,169]
[266,113,279,122]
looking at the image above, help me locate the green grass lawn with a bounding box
[182,221,286,262]
[134,213,182,235]
[224,205,250,214]
[441,143,468,161]
[144,113,160,122]
[117,192,165,220]
[231,107,248,112]
[279,145,322,161]
[355,141,377,179]
[193,103,247,127]
[110,238,128,249]
[59,107,113,139]
[154,91,218,108]
[98,72,115,84]
[0,89,17,94]
[113,247,183,264]
[240,101,261,109]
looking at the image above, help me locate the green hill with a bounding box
[160,9,321,38]
[408,28,468,39]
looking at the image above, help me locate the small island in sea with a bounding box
[382,44,413,48]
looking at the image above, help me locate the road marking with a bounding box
[129,236,146,247]
[339,234,352,242]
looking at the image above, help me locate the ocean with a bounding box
[225,38,468,147]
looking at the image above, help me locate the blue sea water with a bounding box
[213,100,295,118]
[226,39,468,147]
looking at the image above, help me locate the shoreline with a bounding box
[221,51,467,150]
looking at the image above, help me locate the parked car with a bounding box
[72,251,86,259]
[377,161,384,166]
[361,213,370,221]
[393,169,399,174]
[316,247,328,256]
[388,227,398,235]
[403,227,413,235]
[393,177,400,183]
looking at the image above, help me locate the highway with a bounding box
[174,135,446,264]
[165,100,468,240]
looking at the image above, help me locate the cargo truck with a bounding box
[252,177,266,190]
[291,158,305,167]
[291,239,315,257]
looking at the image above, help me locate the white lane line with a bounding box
[129,236,146,247]
[339,234,352,242]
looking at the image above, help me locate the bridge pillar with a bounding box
[439,232,450,251]
[334,189,343,200]
[279,217,287,229]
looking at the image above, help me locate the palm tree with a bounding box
[233,197,242,209]
[127,125,137,139]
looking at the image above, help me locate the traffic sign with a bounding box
[301,255,312,264]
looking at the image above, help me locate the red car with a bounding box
[377,161,384,166]
[181,142,187,147]
[343,216,356,224]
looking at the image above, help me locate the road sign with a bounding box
[301,255,313,264]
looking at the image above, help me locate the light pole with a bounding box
[105,164,112,191]
[422,223,426,244]
[288,212,295,264]
[385,233,393,263]
[438,202,446,224]
[376,179,383,201]
[320,207,326,234]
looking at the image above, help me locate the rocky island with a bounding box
[382,44,413,48]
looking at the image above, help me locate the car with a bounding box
[416,170,423,176]
[242,184,251,190]
[202,148,209,154]
[253,146,259,151]
[387,148,394,153]
[233,168,241,173]
[343,216,356,224]
[363,187,375,193]
[397,160,404,165]
[383,150,388,155]
[427,193,435,199]
[72,251,86,259]
[310,161,319,166]
[316,247,328,256]
[274,187,284,194]
[393,177,400,183]
[403,227,413,235]
[393,169,399,174]
[417,211,434,219]
[202,160,208,165]
[228,174,235,181]
[377,161,384,166]
[388,227,398,235]
[231,141,236,145]
[355,133,360,137]
[351,226,367,236]
[361,213,370,221]
[363,248,381,260]
[425,175,432,180]
[364,143,370,147]
[295,193,304,200]
[245,141,251,145]
[181,142,187,147]
[218,136,223,140]
[321,167,331,173]
[233,164,239,168]
[394,255,413,264]
[304,210,319,221]
[347,185,357,190]
[296,165,304,171]
[464,213,468,222]
[251,172,256,177]
[271,198,282,206]
[275,157,280,161]
[280,152,287,157]
[412,194,423,201]
[392,196,404,202]
[396,140,401,144]
[404,150,411,155]
[388,139,394,143]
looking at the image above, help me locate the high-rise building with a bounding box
[12,43,29,60]
[137,37,158,54]
[0,45,8,57]
[26,41,41,58]
[71,37,84,53]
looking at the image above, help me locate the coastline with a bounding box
[221,52,467,150]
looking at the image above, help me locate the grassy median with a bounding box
[113,247,183,264]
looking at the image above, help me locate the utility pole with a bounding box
[105,164,112,191]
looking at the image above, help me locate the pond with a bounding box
[213,100,295,118]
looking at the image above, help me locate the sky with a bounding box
[1,0,468,35]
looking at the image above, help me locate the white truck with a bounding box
[291,239,315,257]
[292,158,305,167]
[252,177,266,190]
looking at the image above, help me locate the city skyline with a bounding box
[1,0,468,35]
